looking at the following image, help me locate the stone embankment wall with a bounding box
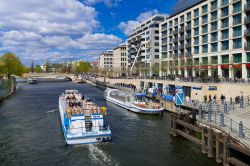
[0,77,16,102]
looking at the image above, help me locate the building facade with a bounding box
[160,0,250,80]
[127,14,168,77]
[113,44,127,76]
[99,50,113,71]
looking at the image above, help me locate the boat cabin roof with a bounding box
[134,93,147,97]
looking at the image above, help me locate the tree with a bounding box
[31,60,34,73]
[34,65,43,73]
[0,52,24,78]
[72,61,91,74]
[45,60,49,73]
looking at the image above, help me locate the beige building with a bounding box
[99,50,113,71]
[160,0,250,80]
[113,44,127,76]
[127,14,168,77]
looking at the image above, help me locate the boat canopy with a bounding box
[134,93,147,97]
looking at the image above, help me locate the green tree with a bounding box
[34,65,43,73]
[73,61,91,74]
[0,52,24,78]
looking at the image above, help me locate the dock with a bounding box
[169,98,250,166]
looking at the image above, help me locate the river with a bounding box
[0,82,218,166]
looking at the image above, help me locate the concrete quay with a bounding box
[98,77,250,102]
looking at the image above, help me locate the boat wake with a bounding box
[47,109,58,113]
[88,144,119,166]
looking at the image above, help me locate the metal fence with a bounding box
[198,111,250,141]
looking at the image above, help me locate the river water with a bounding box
[0,82,218,166]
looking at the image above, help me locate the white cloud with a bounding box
[83,0,122,7]
[118,9,160,36]
[0,0,122,64]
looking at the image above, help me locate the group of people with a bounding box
[64,91,107,118]
[203,94,226,103]
[114,83,137,92]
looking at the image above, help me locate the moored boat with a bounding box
[27,77,38,84]
[105,88,164,114]
[59,90,111,145]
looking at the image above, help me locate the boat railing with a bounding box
[66,125,111,135]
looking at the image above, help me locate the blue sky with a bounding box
[0,0,176,66]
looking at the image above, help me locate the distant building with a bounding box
[40,64,46,72]
[113,44,127,76]
[127,14,168,77]
[99,50,113,71]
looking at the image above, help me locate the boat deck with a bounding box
[110,95,126,102]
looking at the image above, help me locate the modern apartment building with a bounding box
[160,0,250,80]
[113,44,127,76]
[127,14,168,77]
[99,50,113,71]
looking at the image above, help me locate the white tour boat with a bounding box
[105,88,164,115]
[27,77,38,84]
[59,90,111,145]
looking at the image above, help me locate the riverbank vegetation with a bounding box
[0,52,25,79]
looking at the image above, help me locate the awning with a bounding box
[246,63,250,68]
[221,64,229,69]
[232,64,242,69]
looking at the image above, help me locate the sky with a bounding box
[0,0,176,66]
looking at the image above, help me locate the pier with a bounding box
[170,99,250,166]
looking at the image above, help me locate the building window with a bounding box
[202,45,208,53]
[211,56,218,64]
[155,55,159,59]
[221,7,229,17]
[221,29,229,39]
[202,25,208,33]
[194,37,199,45]
[174,18,178,25]
[180,15,184,23]
[194,9,199,18]
[194,27,199,36]
[194,46,199,54]
[211,0,218,11]
[247,53,250,62]
[221,55,229,64]
[211,22,217,31]
[221,41,229,50]
[233,26,242,37]
[202,34,208,44]
[202,5,208,14]
[221,0,229,7]
[211,32,218,42]
[194,18,199,27]
[233,2,242,13]
[233,38,242,49]
[202,15,208,24]
[221,18,229,29]
[233,14,242,25]
[233,53,242,63]
[211,43,218,52]
[211,11,217,21]
[187,12,191,20]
